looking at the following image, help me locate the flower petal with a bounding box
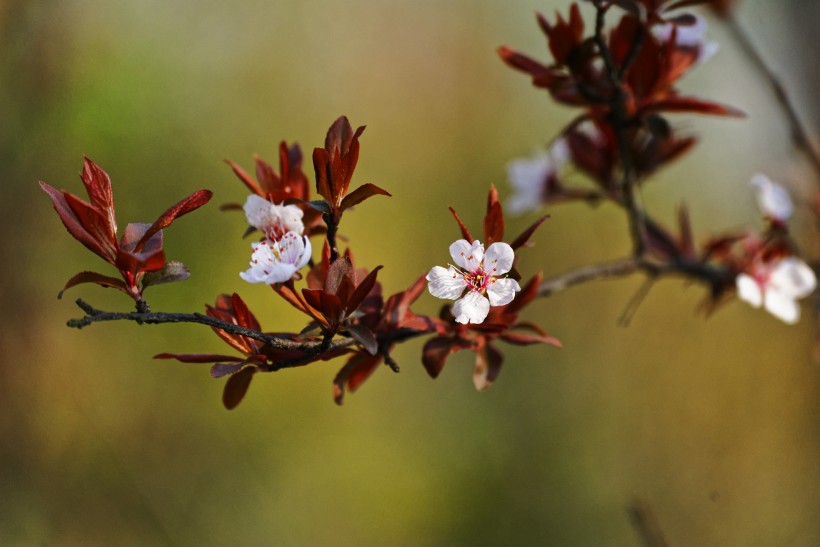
[484,242,515,275]
[486,277,521,306]
[452,290,490,324]
[764,289,800,324]
[426,266,467,300]
[750,174,793,222]
[736,273,762,308]
[243,195,273,231]
[277,231,311,268]
[450,239,484,272]
[769,257,817,299]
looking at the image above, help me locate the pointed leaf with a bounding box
[448,207,474,243]
[473,343,503,392]
[422,337,464,379]
[211,362,248,378]
[484,202,504,246]
[333,352,381,405]
[340,183,392,212]
[142,261,190,288]
[222,366,255,410]
[136,189,213,251]
[58,271,129,299]
[40,181,112,261]
[346,323,378,355]
[347,266,383,315]
[80,157,117,243]
[153,353,244,364]
[510,215,549,250]
[225,159,263,196]
[284,198,332,215]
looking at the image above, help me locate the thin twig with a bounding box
[724,15,820,182]
[591,0,649,256]
[537,256,731,298]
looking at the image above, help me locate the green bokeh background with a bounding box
[2,0,819,544]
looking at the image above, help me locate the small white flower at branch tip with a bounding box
[736,257,817,324]
[240,232,312,285]
[750,173,793,222]
[426,239,521,324]
[243,194,305,239]
[506,138,570,215]
[654,15,718,64]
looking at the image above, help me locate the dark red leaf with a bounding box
[346,323,378,355]
[64,191,118,257]
[153,353,244,363]
[646,97,745,117]
[40,181,113,261]
[141,261,190,288]
[324,257,354,294]
[211,362,248,378]
[225,159,263,196]
[346,266,382,316]
[422,337,463,379]
[333,352,382,405]
[340,183,392,212]
[448,207,474,243]
[222,366,255,410]
[58,271,129,299]
[473,343,503,392]
[80,157,117,244]
[483,185,505,245]
[510,215,549,250]
[136,189,213,251]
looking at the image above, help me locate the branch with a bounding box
[724,15,820,183]
[67,299,427,372]
[591,0,649,256]
[537,256,732,298]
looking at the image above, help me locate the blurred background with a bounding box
[2,0,819,544]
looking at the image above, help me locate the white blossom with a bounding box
[506,138,569,215]
[243,194,305,239]
[654,15,718,64]
[240,232,312,285]
[736,257,817,324]
[426,239,521,324]
[750,173,793,222]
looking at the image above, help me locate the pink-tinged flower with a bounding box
[506,138,569,214]
[750,174,793,223]
[427,239,521,324]
[240,232,312,285]
[736,257,817,324]
[243,194,305,239]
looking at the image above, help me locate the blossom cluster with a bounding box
[41,0,818,411]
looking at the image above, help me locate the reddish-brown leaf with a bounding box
[422,337,461,379]
[40,182,110,261]
[333,352,382,405]
[448,207,474,243]
[340,183,391,212]
[58,271,129,299]
[222,366,256,410]
[647,97,745,117]
[346,266,383,316]
[510,215,549,251]
[80,157,117,244]
[153,353,244,363]
[473,343,503,392]
[225,159,263,196]
[136,189,212,251]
